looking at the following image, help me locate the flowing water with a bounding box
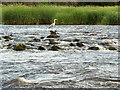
[0,25,119,88]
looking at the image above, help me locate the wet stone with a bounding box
[5,39,9,41]
[47,30,60,38]
[99,42,110,46]
[73,39,80,42]
[38,46,46,50]
[33,38,40,42]
[2,36,12,40]
[50,30,58,35]
[49,45,62,51]
[76,42,84,47]
[47,35,60,38]
[49,39,60,44]
[70,43,76,46]
[88,47,100,50]
[7,44,13,49]
[7,44,12,47]
[41,37,45,39]
[13,44,26,51]
[108,46,117,50]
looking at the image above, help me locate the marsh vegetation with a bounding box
[2,4,119,25]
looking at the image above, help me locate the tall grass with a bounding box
[2,5,119,25]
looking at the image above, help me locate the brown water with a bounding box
[0,25,119,88]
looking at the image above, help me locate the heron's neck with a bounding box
[54,20,56,24]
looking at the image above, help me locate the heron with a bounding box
[49,19,57,28]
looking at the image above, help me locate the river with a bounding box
[0,25,119,88]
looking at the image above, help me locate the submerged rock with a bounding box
[5,39,9,41]
[26,45,36,49]
[38,46,46,50]
[41,37,45,39]
[73,39,80,42]
[88,47,100,50]
[13,44,26,51]
[10,34,13,36]
[62,39,72,42]
[25,43,34,46]
[2,36,12,40]
[33,38,40,42]
[70,43,76,46]
[7,43,12,47]
[47,35,60,38]
[76,42,84,47]
[50,30,58,35]
[29,38,41,42]
[49,39,60,44]
[7,44,13,49]
[47,30,60,38]
[108,46,117,50]
[99,42,111,46]
[49,45,62,51]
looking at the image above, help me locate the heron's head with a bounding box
[54,19,57,21]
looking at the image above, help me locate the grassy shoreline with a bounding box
[2,5,119,25]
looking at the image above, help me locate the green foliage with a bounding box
[2,5,119,25]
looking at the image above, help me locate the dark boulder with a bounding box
[38,46,46,50]
[13,44,26,51]
[88,47,100,50]
[49,39,60,44]
[50,30,58,35]
[7,44,13,49]
[108,46,117,50]
[5,39,9,41]
[7,43,12,47]
[70,43,76,46]
[76,42,84,47]
[2,36,12,40]
[41,37,45,39]
[47,35,60,38]
[49,45,62,51]
[10,34,13,36]
[73,39,80,42]
[33,38,40,42]
[99,42,110,46]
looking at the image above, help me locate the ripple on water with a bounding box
[1,25,119,88]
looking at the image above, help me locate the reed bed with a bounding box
[2,5,119,25]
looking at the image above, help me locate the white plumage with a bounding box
[49,19,57,28]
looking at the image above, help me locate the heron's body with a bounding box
[49,19,57,28]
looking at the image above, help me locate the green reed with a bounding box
[2,5,119,25]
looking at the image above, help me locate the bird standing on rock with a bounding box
[50,30,58,35]
[49,19,57,28]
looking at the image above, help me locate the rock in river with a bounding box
[49,39,60,44]
[50,30,58,35]
[41,37,45,39]
[49,45,62,51]
[38,46,46,50]
[108,46,117,50]
[73,39,80,42]
[47,35,60,38]
[88,47,100,50]
[70,43,76,46]
[2,36,12,40]
[33,38,40,42]
[25,43,34,46]
[13,44,26,51]
[76,42,84,47]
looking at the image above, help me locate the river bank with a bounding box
[2,5,119,25]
